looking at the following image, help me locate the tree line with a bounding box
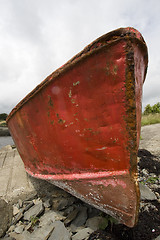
[0,113,8,121]
[143,102,160,115]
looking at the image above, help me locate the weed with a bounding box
[30,216,39,227]
[99,215,118,230]
[146,176,159,184]
[141,113,160,126]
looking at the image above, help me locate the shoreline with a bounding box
[0,126,11,136]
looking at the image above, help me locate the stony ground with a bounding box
[0,124,160,240]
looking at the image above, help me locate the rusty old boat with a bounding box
[7,27,148,227]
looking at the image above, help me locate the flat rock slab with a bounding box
[70,206,88,231]
[48,221,71,240]
[139,183,157,200]
[21,220,55,240]
[85,216,107,231]
[23,202,44,221]
[72,227,94,240]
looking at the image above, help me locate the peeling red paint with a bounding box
[87,179,127,189]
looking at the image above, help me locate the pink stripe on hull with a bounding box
[26,169,128,181]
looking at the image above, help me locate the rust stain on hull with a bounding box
[7,27,148,227]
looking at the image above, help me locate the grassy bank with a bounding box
[0,120,7,127]
[141,113,160,126]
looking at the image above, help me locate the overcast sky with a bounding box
[0,0,160,114]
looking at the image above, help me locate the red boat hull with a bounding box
[7,27,148,227]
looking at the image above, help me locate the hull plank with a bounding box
[7,27,148,227]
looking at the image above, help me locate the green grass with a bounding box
[141,113,160,126]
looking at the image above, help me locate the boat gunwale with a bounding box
[7,27,148,123]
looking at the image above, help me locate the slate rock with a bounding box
[39,210,66,224]
[18,211,64,240]
[12,211,23,225]
[63,205,75,216]
[7,225,15,233]
[14,225,24,234]
[72,227,94,240]
[139,182,157,200]
[51,189,71,198]
[13,206,19,216]
[85,216,107,231]
[0,199,13,238]
[21,219,55,240]
[48,221,71,240]
[33,198,42,205]
[23,201,34,212]
[64,208,79,225]
[88,207,101,218]
[52,197,76,211]
[43,198,52,208]
[23,202,44,221]
[70,207,87,231]
[52,198,69,211]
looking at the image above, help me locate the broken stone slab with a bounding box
[63,205,75,216]
[11,219,54,240]
[52,197,76,211]
[33,198,42,205]
[15,219,71,240]
[64,208,79,225]
[72,227,94,240]
[7,225,15,233]
[23,202,44,221]
[87,207,101,219]
[12,210,24,225]
[10,211,63,240]
[70,206,88,232]
[48,221,71,240]
[43,198,52,208]
[14,225,24,234]
[51,188,71,198]
[23,201,34,212]
[38,210,66,225]
[52,198,69,211]
[139,182,157,200]
[13,206,20,216]
[85,216,109,231]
